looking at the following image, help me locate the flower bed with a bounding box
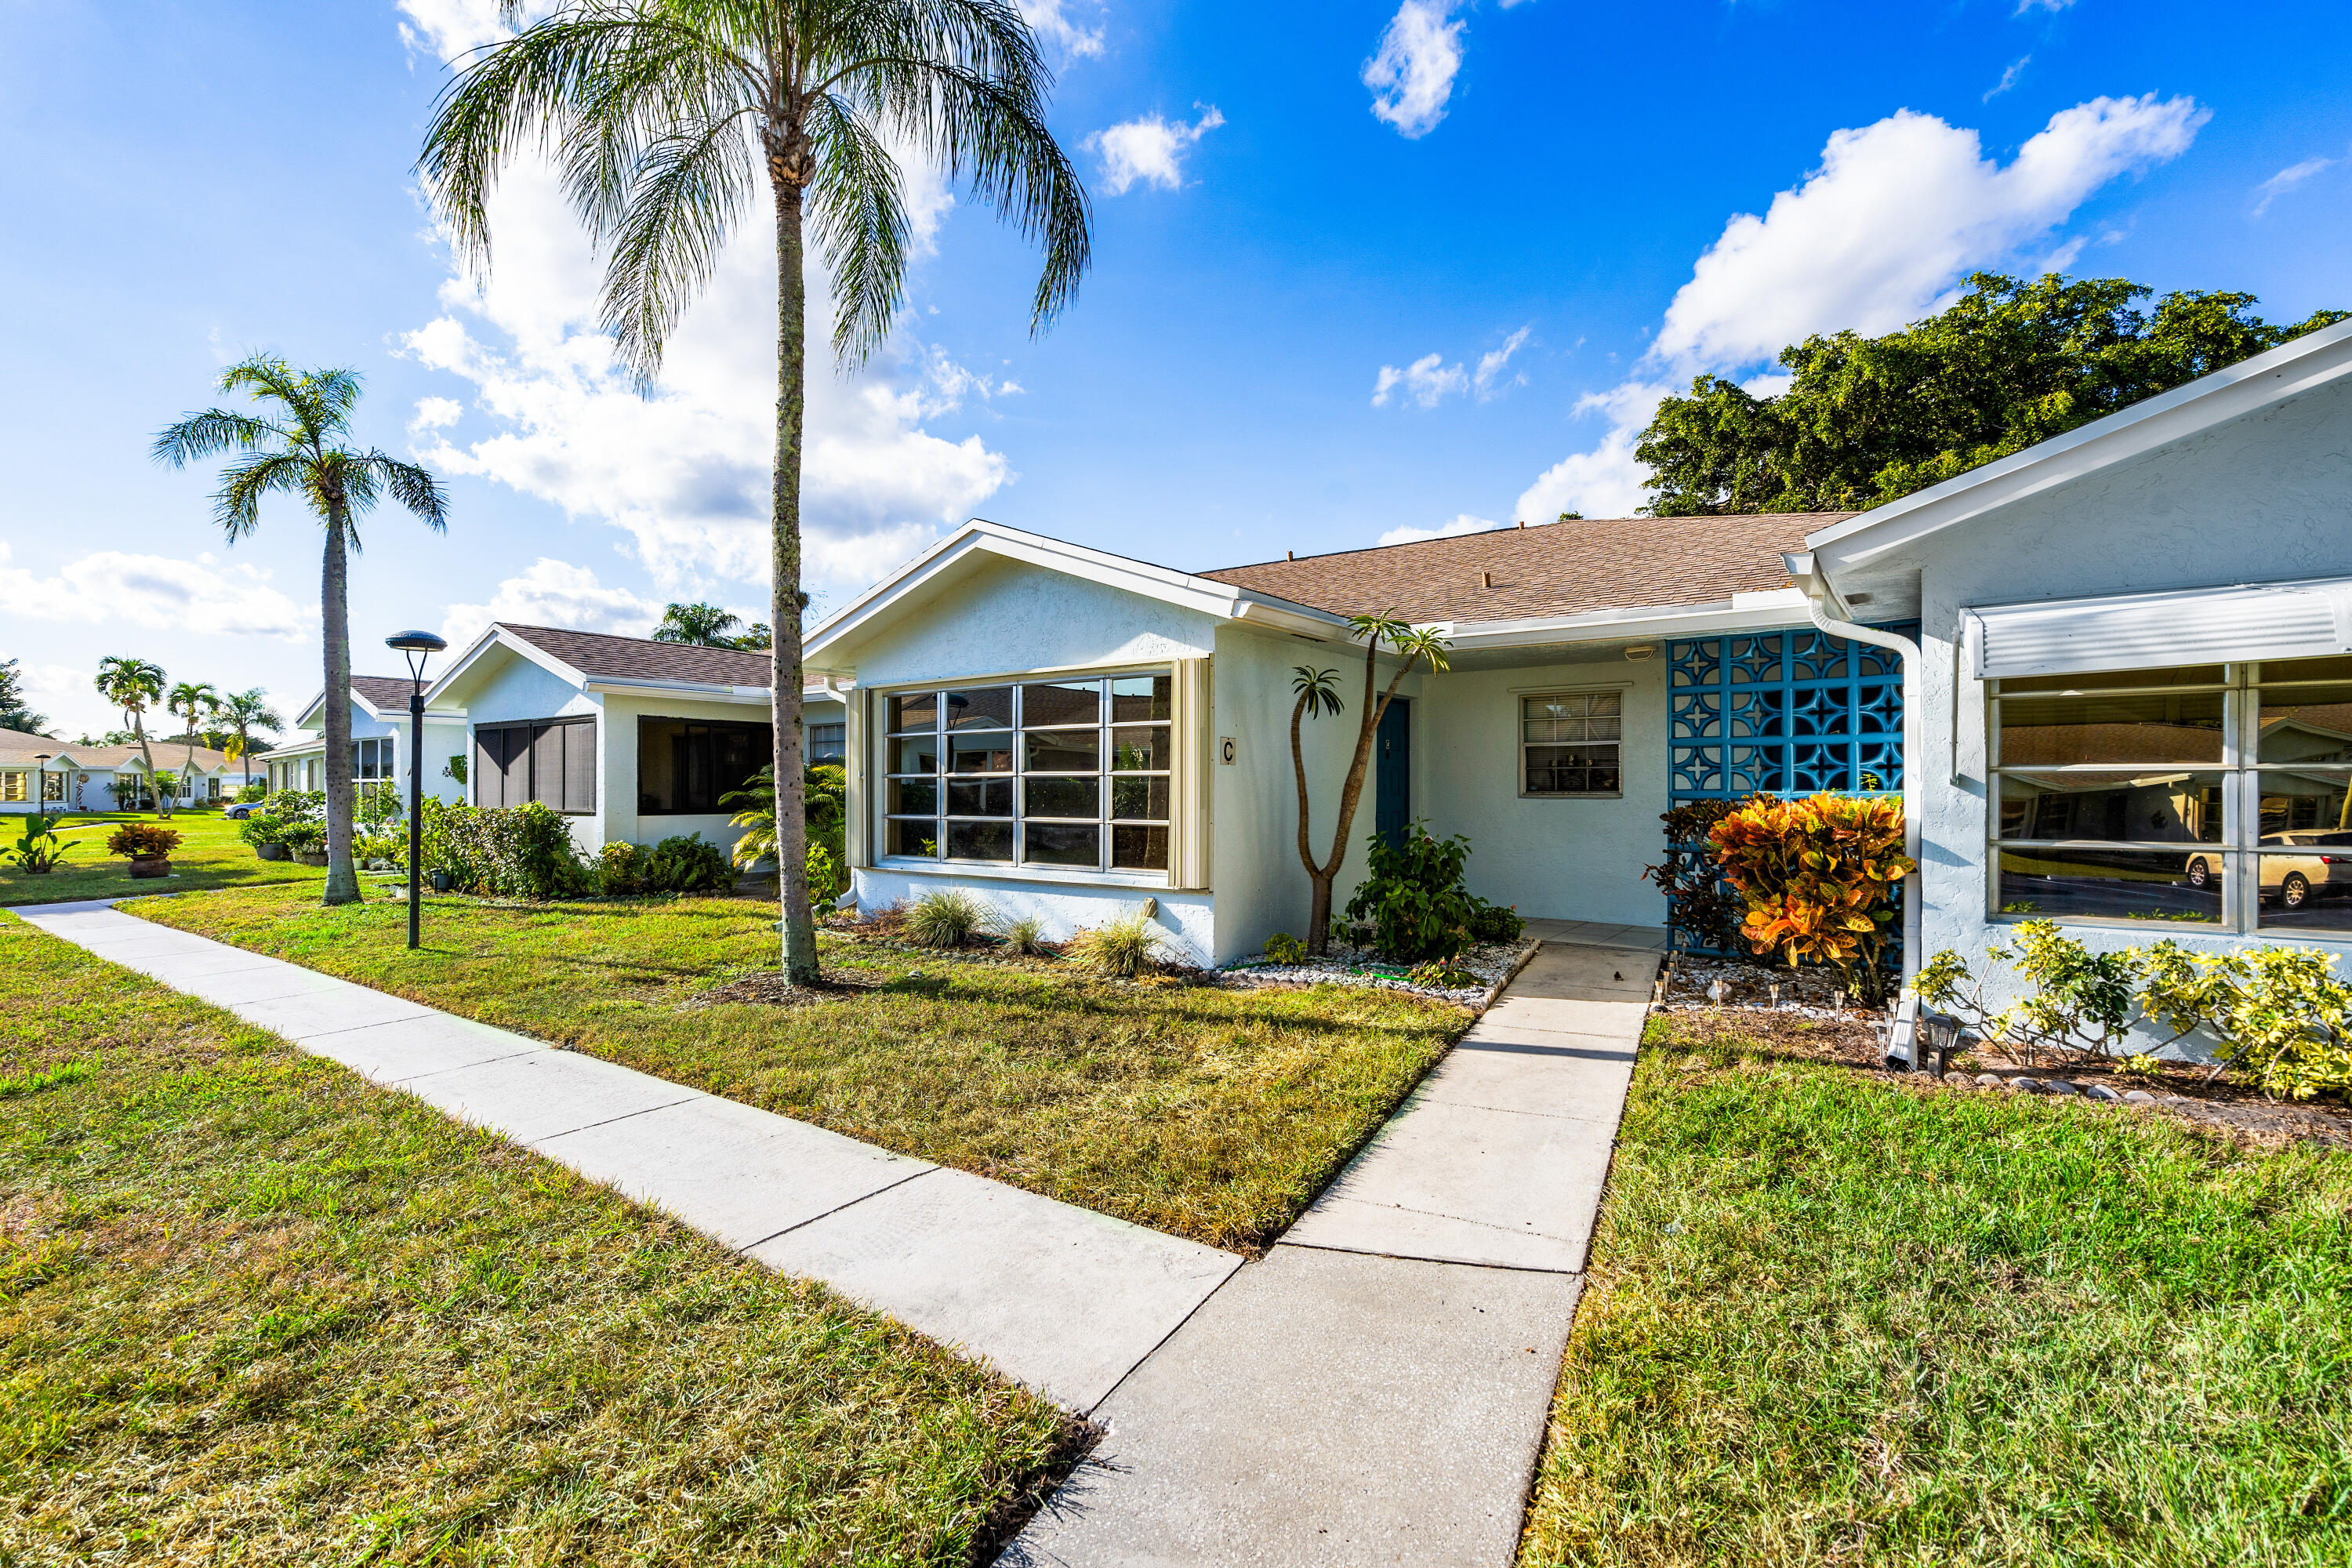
[1225,936,1541,1010]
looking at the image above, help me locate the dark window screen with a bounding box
[638,717,769,814]
[473,717,596,814]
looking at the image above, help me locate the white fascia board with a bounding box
[1806,316,2352,575]
[1443,587,1813,652]
[293,691,327,729]
[424,626,585,713]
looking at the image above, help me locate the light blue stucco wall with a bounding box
[847,554,1225,688]
[1908,373,2352,1047]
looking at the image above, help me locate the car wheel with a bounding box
[2186,858,2209,889]
[2284,873,2311,909]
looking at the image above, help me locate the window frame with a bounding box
[635,714,770,816]
[1517,687,1626,800]
[874,666,1175,884]
[1985,659,2352,938]
[473,715,597,816]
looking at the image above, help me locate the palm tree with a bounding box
[154,358,449,904]
[168,681,218,810]
[94,656,168,817]
[1289,613,1454,956]
[652,601,745,647]
[216,688,283,789]
[419,0,1091,983]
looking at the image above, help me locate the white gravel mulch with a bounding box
[1221,937,1541,1010]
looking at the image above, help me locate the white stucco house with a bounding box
[418,623,847,859]
[260,676,473,804]
[797,316,2352,1020]
[0,731,247,813]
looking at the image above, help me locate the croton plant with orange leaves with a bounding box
[1708,793,1915,1003]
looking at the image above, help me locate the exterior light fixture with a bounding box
[384,630,448,950]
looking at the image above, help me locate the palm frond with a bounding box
[806,92,910,363]
[601,109,760,383]
[367,452,454,532]
[151,408,286,466]
[214,450,310,541]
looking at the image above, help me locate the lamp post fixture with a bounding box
[31,754,49,816]
[385,631,448,950]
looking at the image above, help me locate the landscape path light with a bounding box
[384,630,448,950]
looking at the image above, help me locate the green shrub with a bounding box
[234,782,265,804]
[1918,921,2137,1065]
[905,888,986,948]
[107,823,182,858]
[1263,931,1308,964]
[2135,940,2351,1101]
[1407,958,1479,989]
[597,840,646,895]
[1465,903,1525,944]
[401,798,589,900]
[1069,909,1167,977]
[639,834,735,894]
[1342,822,1513,963]
[357,780,403,826]
[720,762,848,891]
[353,828,407,866]
[806,841,842,909]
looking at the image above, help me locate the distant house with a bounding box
[0,731,245,814]
[419,623,847,860]
[259,676,470,806]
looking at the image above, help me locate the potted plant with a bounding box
[238,809,290,860]
[107,822,183,880]
[282,822,328,867]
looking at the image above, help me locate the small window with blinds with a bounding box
[1521,691,1622,797]
[474,717,597,815]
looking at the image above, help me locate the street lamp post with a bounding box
[385,631,448,951]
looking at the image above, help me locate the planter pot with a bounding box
[256,842,290,862]
[296,849,330,868]
[428,869,453,893]
[128,855,172,880]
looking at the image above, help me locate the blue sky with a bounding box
[4,0,2347,740]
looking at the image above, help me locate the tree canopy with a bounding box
[0,658,47,736]
[1636,273,2349,517]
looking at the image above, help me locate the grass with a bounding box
[1519,1014,2352,1567]
[1,811,324,906]
[0,912,1073,1566]
[129,884,1467,1251]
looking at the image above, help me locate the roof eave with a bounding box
[1442,587,1813,650]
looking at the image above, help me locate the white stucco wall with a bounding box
[1906,373,2352,1048]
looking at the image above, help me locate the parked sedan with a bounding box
[223,800,259,820]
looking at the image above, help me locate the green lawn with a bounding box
[127,883,1466,1251]
[1520,1014,2352,1567]
[2,810,324,906]
[0,913,1073,1566]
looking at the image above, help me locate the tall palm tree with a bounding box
[217,688,284,788]
[168,681,218,810]
[419,0,1091,983]
[154,358,449,904]
[94,656,168,817]
[652,601,746,647]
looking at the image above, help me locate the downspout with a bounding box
[1783,550,1927,1069]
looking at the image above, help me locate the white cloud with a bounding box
[1475,325,1533,397]
[409,395,463,433]
[1511,381,1671,525]
[1019,0,1105,59]
[1377,513,1501,546]
[0,542,307,640]
[1371,352,1469,408]
[1363,2,1465,140]
[2253,154,2336,216]
[395,0,538,62]
[1985,56,2029,100]
[1087,104,1225,196]
[439,557,663,649]
[1653,96,2205,372]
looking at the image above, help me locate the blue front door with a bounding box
[1375,698,1410,849]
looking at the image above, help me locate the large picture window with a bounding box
[1990,657,2352,934]
[881,673,1172,874]
[638,717,766,815]
[475,717,597,815]
[1521,691,1622,796]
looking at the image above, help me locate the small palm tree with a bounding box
[419,0,1091,983]
[652,601,745,647]
[154,358,449,904]
[168,681,217,810]
[216,688,283,788]
[1289,613,1454,955]
[94,656,168,817]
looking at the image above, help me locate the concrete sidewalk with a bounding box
[1006,937,1660,1566]
[14,900,1238,1414]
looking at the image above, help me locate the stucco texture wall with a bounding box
[1909,375,2352,1047]
[844,554,1221,688]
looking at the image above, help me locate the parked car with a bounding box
[2194,831,2352,906]
[224,801,258,820]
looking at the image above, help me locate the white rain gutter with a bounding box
[1784,550,1927,1069]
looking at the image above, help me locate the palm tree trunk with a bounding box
[321,512,360,905]
[133,716,161,818]
[771,176,817,983]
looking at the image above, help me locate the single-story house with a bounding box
[0,731,248,814]
[796,314,2352,1037]
[260,676,472,805]
[420,623,848,860]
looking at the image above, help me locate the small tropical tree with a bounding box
[216,688,283,787]
[1289,612,1453,955]
[168,681,218,810]
[154,358,449,905]
[419,0,1091,984]
[652,601,746,647]
[94,656,168,817]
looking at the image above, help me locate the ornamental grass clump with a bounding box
[1068,910,1167,977]
[905,888,987,949]
[991,913,1056,956]
[1709,793,1913,1005]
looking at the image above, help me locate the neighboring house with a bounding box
[260,676,470,806]
[420,623,848,860]
[0,731,245,813]
[800,315,2352,1008]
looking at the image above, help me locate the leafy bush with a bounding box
[400,798,589,900]
[1407,958,1479,989]
[1710,793,1913,1004]
[2136,940,2352,1100]
[358,780,403,826]
[240,789,325,850]
[3,814,74,874]
[991,913,1055,956]
[720,763,848,895]
[1918,921,2136,1064]
[639,834,735,894]
[1642,797,1748,953]
[278,820,327,855]
[1263,931,1308,964]
[1069,910,1167,977]
[905,888,986,948]
[597,840,646,895]
[1465,903,1525,944]
[1342,822,1514,963]
[353,827,407,866]
[806,842,841,910]
[107,823,182,858]
[234,782,265,804]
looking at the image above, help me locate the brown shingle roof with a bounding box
[499,624,774,688]
[350,675,422,711]
[1200,514,1853,624]
[0,733,241,771]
